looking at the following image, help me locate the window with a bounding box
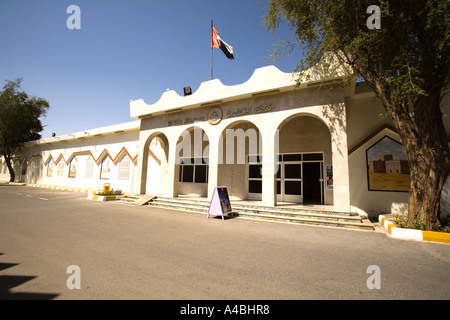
[248,155,262,194]
[85,156,95,179]
[179,157,208,183]
[100,156,112,179]
[303,153,323,161]
[57,161,65,177]
[68,157,77,178]
[47,159,55,177]
[118,157,131,180]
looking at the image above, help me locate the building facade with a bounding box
[1,66,449,219]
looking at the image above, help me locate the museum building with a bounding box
[1,65,449,219]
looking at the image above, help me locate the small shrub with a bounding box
[392,214,450,233]
[97,189,123,196]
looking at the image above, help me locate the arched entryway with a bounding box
[277,114,333,205]
[140,132,169,195]
[217,120,262,200]
[176,126,210,197]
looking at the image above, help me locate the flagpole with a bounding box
[211,20,213,80]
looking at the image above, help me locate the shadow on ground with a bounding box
[0,253,59,300]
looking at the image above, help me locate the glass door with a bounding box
[277,154,302,202]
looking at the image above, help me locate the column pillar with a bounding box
[207,132,220,200]
[261,128,278,207]
[326,102,351,212]
[166,132,179,198]
[134,134,149,195]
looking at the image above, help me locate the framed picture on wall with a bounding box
[366,136,410,192]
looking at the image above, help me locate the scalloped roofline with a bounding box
[130,65,298,119]
[130,54,352,120]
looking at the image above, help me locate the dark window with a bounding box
[249,165,262,179]
[283,154,302,162]
[285,181,302,195]
[195,165,208,183]
[248,155,262,164]
[285,164,302,179]
[182,165,194,183]
[303,153,323,161]
[248,180,262,194]
[179,157,209,183]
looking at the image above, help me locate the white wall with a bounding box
[1,128,141,193]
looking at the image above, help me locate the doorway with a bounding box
[302,162,323,204]
[274,153,324,204]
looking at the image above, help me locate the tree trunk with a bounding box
[390,91,450,229]
[4,154,15,183]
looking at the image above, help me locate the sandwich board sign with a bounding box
[207,186,232,220]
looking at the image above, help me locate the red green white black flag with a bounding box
[211,26,234,60]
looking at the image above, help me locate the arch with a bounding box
[139,131,170,195]
[176,126,210,197]
[276,111,331,134]
[276,113,333,205]
[176,126,210,162]
[216,120,263,200]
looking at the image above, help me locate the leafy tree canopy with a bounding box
[264,0,450,229]
[0,78,49,181]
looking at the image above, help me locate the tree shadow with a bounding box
[0,253,59,300]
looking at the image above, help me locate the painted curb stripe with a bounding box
[14,183,99,194]
[422,231,450,244]
[87,194,123,201]
[379,215,449,244]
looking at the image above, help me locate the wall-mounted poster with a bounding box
[100,156,111,179]
[366,136,410,192]
[326,165,333,190]
[68,157,77,178]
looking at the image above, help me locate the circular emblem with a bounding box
[208,107,222,125]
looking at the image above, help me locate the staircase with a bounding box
[142,196,374,231]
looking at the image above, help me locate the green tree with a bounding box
[264,0,450,229]
[0,78,49,182]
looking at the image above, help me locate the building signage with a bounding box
[226,107,250,118]
[168,117,205,127]
[207,108,222,125]
[168,104,277,127]
[225,104,277,119]
[207,186,232,220]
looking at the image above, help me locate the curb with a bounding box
[87,194,125,201]
[379,215,450,244]
[8,182,99,194]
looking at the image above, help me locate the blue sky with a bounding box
[0,0,300,138]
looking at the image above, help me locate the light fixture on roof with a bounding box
[183,86,192,96]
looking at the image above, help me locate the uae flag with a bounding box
[211,26,234,60]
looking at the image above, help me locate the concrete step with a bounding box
[146,196,374,231]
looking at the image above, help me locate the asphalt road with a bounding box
[0,184,449,302]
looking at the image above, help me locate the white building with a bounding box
[1,65,449,219]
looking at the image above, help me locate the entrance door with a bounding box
[302,162,323,204]
[276,154,302,202]
[250,153,324,204]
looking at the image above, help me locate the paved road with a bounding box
[0,184,449,301]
